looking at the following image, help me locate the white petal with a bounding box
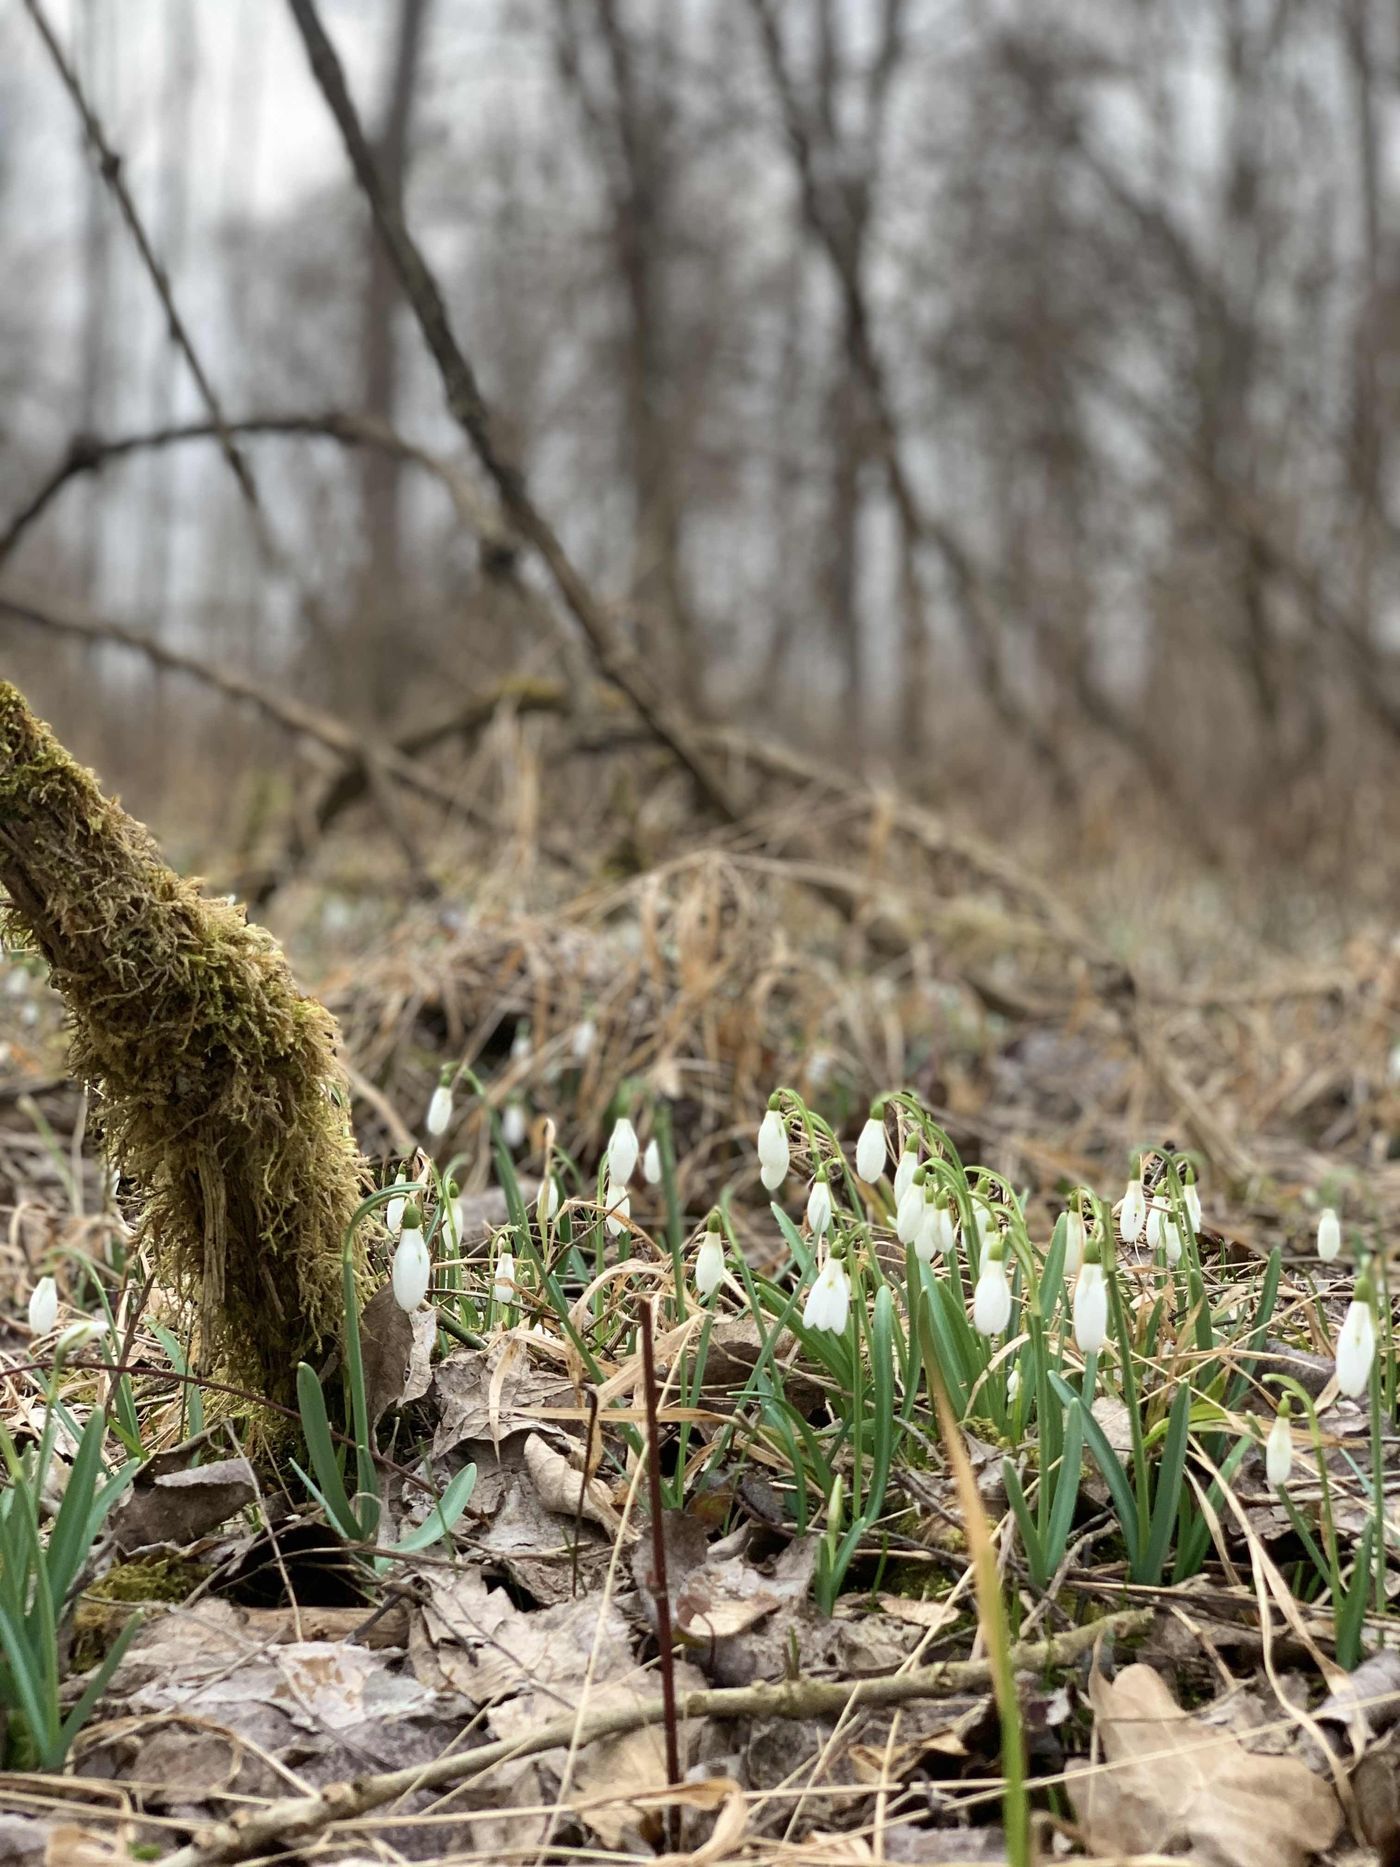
[893,1148,919,1204]
[695,1236,726,1299]
[608,1118,640,1186]
[1265,1414,1293,1489]
[806,1180,833,1237]
[757,1109,789,1185]
[1062,1210,1085,1275]
[973,1263,1012,1337]
[537,1177,561,1222]
[1119,1179,1147,1244]
[426,1084,454,1138]
[392,1228,431,1311]
[895,1183,925,1246]
[643,1138,663,1185]
[855,1118,887,1184]
[28,1276,58,1337]
[1073,1265,1108,1355]
[493,1252,516,1305]
[604,1179,631,1237]
[1316,1209,1341,1262]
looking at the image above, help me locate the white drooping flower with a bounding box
[426,1077,454,1138]
[1183,1175,1202,1232]
[1007,1367,1022,1404]
[974,1202,997,1243]
[807,1176,833,1238]
[511,1024,533,1063]
[492,1250,516,1305]
[392,1210,431,1311]
[896,1180,925,1247]
[1062,1207,1085,1276]
[386,1168,409,1235]
[54,1316,110,1357]
[1162,1218,1183,1267]
[571,1017,597,1063]
[1336,1290,1377,1398]
[803,1255,851,1334]
[537,1176,561,1223]
[893,1143,919,1206]
[604,1177,631,1238]
[1073,1260,1109,1356]
[973,1249,1013,1338]
[1119,1174,1147,1245]
[914,1193,942,1264]
[1145,1205,1163,1252]
[1316,1208,1341,1263]
[643,1137,663,1185]
[27,1275,58,1337]
[501,1102,528,1151]
[1265,1408,1293,1490]
[695,1229,726,1300]
[607,1117,640,1186]
[757,1107,790,1191]
[855,1115,887,1184]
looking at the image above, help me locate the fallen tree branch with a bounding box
[285,0,743,824]
[157,1608,1149,1867]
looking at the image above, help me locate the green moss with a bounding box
[0,684,367,1406]
[86,1555,208,1605]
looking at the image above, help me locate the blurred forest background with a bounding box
[4,0,1400,958]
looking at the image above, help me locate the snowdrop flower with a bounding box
[392,1206,431,1311]
[492,1250,516,1306]
[54,1316,110,1357]
[695,1222,726,1300]
[1062,1206,1085,1276]
[757,1105,790,1191]
[806,1174,833,1239]
[643,1137,663,1185]
[604,1177,631,1238]
[893,1143,919,1206]
[1119,1168,1147,1245]
[914,1191,941,1264]
[973,1244,1013,1338]
[974,1201,997,1243]
[502,1102,528,1151]
[1162,1218,1183,1267]
[607,1116,640,1185]
[386,1168,409,1235]
[511,1024,533,1064]
[426,1073,455,1138]
[1265,1404,1293,1490]
[1145,1205,1163,1252]
[931,1201,958,1258]
[537,1175,561,1223]
[1336,1281,1377,1398]
[1073,1257,1109,1356]
[27,1275,58,1338]
[1316,1208,1341,1263]
[803,1254,851,1334]
[1182,1172,1202,1233]
[896,1178,926,1247]
[855,1113,887,1184]
[1007,1367,1022,1404]
[571,1017,596,1063]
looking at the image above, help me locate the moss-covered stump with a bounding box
[0,683,365,1405]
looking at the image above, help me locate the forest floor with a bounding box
[2,783,1398,1867]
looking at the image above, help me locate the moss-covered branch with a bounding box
[0,683,364,1404]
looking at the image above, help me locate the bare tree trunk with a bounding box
[356,0,432,713]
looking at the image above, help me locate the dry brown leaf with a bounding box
[523,1432,625,1534]
[673,1534,816,1644]
[1069,1663,1342,1867]
[874,1592,959,1633]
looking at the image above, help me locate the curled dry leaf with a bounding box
[1069,1663,1342,1867]
[523,1432,625,1535]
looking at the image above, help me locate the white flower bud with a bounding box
[54,1316,109,1356]
[1183,1178,1202,1231]
[1073,1261,1109,1356]
[1119,1176,1147,1245]
[604,1177,631,1238]
[643,1137,663,1185]
[695,1232,726,1300]
[757,1107,790,1191]
[426,1080,454,1138]
[571,1017,596,1062]
[1336,1296,1376,1398]
[855,1116,887,1184]
[973,1254,1012,1337]
[893,1144,919,1205]
[1316,1208,1341,1263]
[502,1103,528,1151]
[511,1025,532,1063]
[1162,1218,1183,1267]
[392,1220,431,1311]
[1145,1205,1163,1252]
[537,1176,561,1223]
[607,1117,640,1186]
[802,1256,851,1333]
[1007,1367,1021,1404]
[806,1177,833,1238]
[1265,1410,1293,1489]
[27,1275,58,1337]
[896,1181,925,1246]
[492,1250,516,1306]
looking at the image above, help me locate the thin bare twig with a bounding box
[283,0,743,823]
